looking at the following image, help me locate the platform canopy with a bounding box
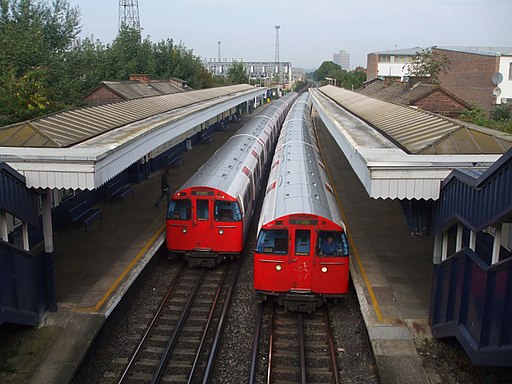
[310,86,512,200]
[0,84,266,190]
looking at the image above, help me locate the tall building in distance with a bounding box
[333,50,350,70]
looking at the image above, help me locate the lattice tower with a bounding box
[118,0,141,33]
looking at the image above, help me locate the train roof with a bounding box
[178,93,297,197]
[259,93,345,229]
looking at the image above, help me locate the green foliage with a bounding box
[406,48,450,82]
[313,61,366,90]
[0,0,215,126]
[490,104,512,122]
[0,0,80,124]
[460,106,512,134]
[227,61,248,85]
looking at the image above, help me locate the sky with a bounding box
[67,0,512,70]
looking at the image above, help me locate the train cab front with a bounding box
[166,187,243,267]
[254,215,350,311]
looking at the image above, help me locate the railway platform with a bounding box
[2,105,437,384]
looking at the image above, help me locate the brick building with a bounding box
[360,78,471,117]
[85,75,190,105]
[433,46,512,112]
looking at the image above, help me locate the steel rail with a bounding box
[298,312,307,384]
[324,306,341,384]
[202,259,242,384]
[248,302,264,384]
[266,302,275,384]
[151,267,208,384]
[187,265,230,384]
[117,263,187,384]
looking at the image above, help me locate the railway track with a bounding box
[108,259,241,384]
[250,302,340,384]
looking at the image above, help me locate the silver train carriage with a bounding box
[166,92,298,267]
[254,92,350,311]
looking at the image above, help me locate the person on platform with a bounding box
[154,168,171,208]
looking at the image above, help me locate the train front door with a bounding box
[290,229,313,290]
[194,198,213,250]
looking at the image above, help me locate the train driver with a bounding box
[321,235,337,255]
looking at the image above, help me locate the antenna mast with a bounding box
[118,0,141,33]
[274,25,280,84]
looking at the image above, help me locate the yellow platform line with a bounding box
[313,114,384,322]
[76,224,165,313]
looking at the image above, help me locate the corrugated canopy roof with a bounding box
[0,84,254,148]
[101,79,188,100]
[319,85,512,155]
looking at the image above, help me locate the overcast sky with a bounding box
[68,0,511,70]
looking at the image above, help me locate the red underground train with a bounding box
[254,92,350,312]
[166,92,297,267]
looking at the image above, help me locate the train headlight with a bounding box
[182,228,187,233]
[275,264,282,271]
[321,266,328,273]
[219,229,224,235]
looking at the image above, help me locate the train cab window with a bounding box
[196,199,209,220]
[256,229,288,254]
[214,201,242,221]
[317,231,349,256]
[167,199,191,220]
[295,229,311,256]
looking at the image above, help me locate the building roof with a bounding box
[0,85,252,149]
[434,46,512,56]
[358,79,471,109]
[319,85,511,155]
[310,86,506,200]
[369,47,426,56]
[97,79,189,100]
[0,84,266,190]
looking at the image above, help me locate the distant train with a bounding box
[166,92,298,267]
[253,92,350,312]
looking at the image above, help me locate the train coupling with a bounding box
[185,251,223,268]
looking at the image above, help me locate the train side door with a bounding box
[290,229,313,291]
[194,198,213,249]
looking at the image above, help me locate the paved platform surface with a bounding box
[1,100,436,384]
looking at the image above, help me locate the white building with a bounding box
[333,50,350,70]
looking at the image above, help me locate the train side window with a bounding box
[196,199,209,220]
[317,231,349,256]
[295,229,310,256]
[167,199,191,220]
[214,201,242,221]
[256,229,288,254]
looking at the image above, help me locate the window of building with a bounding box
[509,62,512,80]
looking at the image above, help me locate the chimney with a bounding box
[129,74,151,84]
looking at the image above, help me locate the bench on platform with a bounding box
[199,130,214,144]
[105,179,134,203]
[67,200,103,231]
[166,151,184,169]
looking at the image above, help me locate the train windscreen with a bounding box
[167,199,191,220]
[256,229,288,254]
[317,231,349,256]
[214,201,242,221]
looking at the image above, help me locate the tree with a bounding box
[313,61,366,90]
[405,48,450,82]
[0,0,81,124]
[227,61,248,85]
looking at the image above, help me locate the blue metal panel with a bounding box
[433,148,512,233]
[0,241,48,326]
[0,162,39,226]
[430,248,512,366]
